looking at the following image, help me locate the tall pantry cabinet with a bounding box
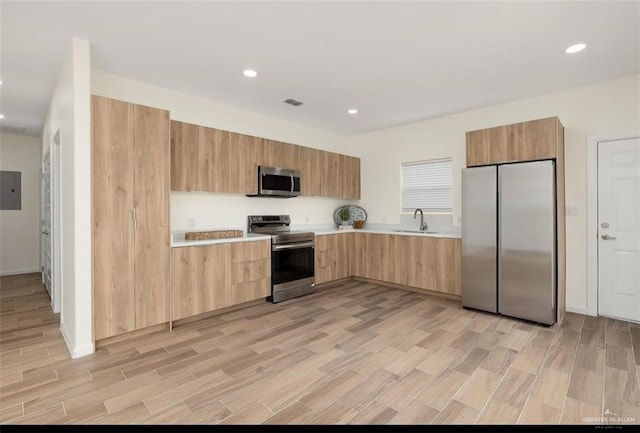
[92,96,171,341]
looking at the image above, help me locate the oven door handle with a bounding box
[272,241,315,251]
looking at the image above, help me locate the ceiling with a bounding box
[1,1,639,137]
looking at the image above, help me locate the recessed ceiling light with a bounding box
[243,69,258,78]
[0,114,5,119]
[0,80,3,85]
[347,108,358,115]
[564,43,586,54]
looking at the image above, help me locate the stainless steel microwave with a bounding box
[247,166,301,198]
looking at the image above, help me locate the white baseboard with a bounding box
[565,305,595,316]
[0,268,41,277]
[60,322,95,359]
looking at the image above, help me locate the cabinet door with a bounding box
[227,131,256,194]
[208,127,230,193]
[92,96,135,340]
[466,125,508,167]
[406,236,437,291]
[335,233,353,280]
[368,234,384,281]
[133,104,171,330]
[388,235,408,286]
[377,235,396,283]
[352,232,367,278]
[204,244,232,311]
[284,142,301,171]
[259,139,296,172]
[170,246,204,321]
[349,156,361,199]
[507,117,557,162]
[300,147,321,197]
[435,238,462,296]
[316,233,354,283]
[170,244,230,320]
[230,240,271,304]
[170,120,199,191]
[262,139,282,169]
[195,125,212,192]
[338,153,350,199]
[314,235,331,284]
[323,151,340,198]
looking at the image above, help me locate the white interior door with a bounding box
[42,151,52,297]
[598,138,640,322]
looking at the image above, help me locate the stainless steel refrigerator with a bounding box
[462,160,557,325]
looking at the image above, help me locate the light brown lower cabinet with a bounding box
[315,233,354,284]
[230,240,271,305]
[349,233,461,297]
[170,239,271,321]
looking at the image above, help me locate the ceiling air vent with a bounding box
[0,124,27,135]
[283,98,303,107]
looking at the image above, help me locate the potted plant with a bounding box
[339,206,351,226]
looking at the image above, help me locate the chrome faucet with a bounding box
[413,208,428,232]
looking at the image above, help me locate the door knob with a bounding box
[42,230,50,235]
[601,234,616,240]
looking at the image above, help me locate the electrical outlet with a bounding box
[188,217,196,228]
[566,206,578,216]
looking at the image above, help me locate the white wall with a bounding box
[0,132,42,275]
[92,71,357,231]
[347,74,640,314]
[41,37,93,358]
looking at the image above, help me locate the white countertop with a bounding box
[292,223,462,239]
[312,227,461,239]
[171,222,461,247]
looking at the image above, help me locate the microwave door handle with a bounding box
[290,173,294,194]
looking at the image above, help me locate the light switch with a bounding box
[566,205,578,216]
[188,217,196,228]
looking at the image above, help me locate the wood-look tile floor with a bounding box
[1,272,639,425]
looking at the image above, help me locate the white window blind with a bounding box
[401,158,452,212]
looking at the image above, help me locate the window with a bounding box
[401,158,452,212]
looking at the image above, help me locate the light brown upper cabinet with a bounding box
[466,116,563,167]
[299,146,323,196]
[171,120,211,192]
[171,121,256,194]
[170,120,360,199]
[318,150,360,199]
[465,125,508,167]
[93,96,170,340]
[346,154,361,199]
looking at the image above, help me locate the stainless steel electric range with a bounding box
[247,215,315,303]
